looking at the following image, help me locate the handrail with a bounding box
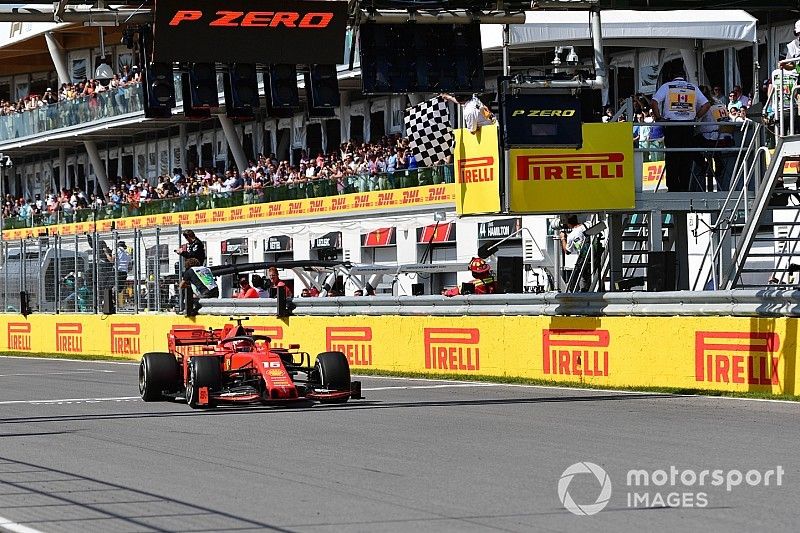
[691,120,766,291]
[790,84,800,137]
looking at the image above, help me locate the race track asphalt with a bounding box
[0,355,797,533]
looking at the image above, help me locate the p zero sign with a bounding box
[154,0,349,65]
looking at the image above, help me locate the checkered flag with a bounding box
[404,97,453,168]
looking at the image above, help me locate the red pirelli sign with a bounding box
[695,332,780,385]
[542,329,609,377]
[327,327,373,366]
[7,322,31,351]
[56,323,83,353]
[424,328,480,371]
[110,323,141,355]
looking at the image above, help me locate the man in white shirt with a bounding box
[650,66,711,192]
[698,86,737,191]
[440,93,496,134]
[784,20,800,65]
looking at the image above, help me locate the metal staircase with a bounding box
[699,135,800,290]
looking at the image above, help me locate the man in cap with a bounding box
[113,240,131,288]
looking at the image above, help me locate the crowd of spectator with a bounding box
[0,64,142,129]
[1,135,453,227]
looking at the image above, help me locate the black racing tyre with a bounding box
[186,357,221,409]
[315,351,351,403]
[139,352,179,402]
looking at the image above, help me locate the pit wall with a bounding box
[1,313,798,396]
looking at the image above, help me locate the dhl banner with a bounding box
[642,161,665,191]
[1,183,455,240]
[2,313,800,396]
[509,122,635,213]
[454,124,501,215]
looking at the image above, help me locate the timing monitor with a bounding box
[499,92,583,148]
[154,0,348,65]
[359,23,484,94]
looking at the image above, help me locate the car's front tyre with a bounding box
[139,352,179,402]
[186,357,221,409]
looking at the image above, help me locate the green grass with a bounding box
[3,352,798,402]
[351,368,800,402]
[0,351,135,362]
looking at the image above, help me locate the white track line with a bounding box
[0,356,137,365]
[0,515,47,533]
[356,375,800,405]
[0,370,114,378]
[362,383,497,392]
[0,396,141,406]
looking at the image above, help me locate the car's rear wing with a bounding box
[169,326,216,346]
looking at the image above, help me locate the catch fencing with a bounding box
[0,226,184,314]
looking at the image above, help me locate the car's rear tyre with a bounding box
[186,357,221,409]
[315,351,350,403]
[139,352,179,402]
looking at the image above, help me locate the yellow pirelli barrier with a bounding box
[2,314,798,396]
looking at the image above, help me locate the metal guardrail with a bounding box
[198,290,800,317]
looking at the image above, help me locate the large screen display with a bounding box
[154,0,348,65]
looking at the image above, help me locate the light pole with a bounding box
[0,154,11,242]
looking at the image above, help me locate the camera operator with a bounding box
[559,215,592,292]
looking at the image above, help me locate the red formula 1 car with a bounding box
[138,318,361,408]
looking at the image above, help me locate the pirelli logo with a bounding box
[110,323,141,355]
[542,329,609,377]
[695,332,780,385]
[251,325,284,348]
[457,156,495,184]
[326,327,373,366]
[424,328,480,371]
[516,153,625,181]
[56,323,83,353]
[7,322,31,351]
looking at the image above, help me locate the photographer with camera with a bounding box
[559,215,592,292]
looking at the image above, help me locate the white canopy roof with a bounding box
[482,10,758,51]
